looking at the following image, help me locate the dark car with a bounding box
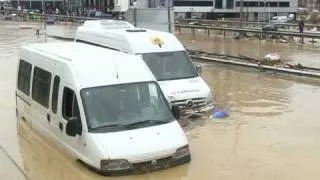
[262,24,278,31]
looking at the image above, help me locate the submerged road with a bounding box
[1,22,320,180]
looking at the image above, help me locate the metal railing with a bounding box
[0,10,114,25]
[176,24,320,40]
[176,18,320,29]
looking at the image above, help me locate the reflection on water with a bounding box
[202,64,293,117]
[1,22,320,180]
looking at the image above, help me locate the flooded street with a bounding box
[1,22,320,180]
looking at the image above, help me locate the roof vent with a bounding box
[126,29,147,32]
[83,20,135,29]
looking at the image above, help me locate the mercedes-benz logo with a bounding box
[151,160,158,166]
[186,100,194,107]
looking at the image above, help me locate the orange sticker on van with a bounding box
[150,36,164,48]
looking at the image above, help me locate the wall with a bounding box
[125,7,175,33]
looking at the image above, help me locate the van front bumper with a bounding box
[181,103,215,115]
[98,155,191,176]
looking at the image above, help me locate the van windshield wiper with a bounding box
[124,120,169,129]
[158,75,198,81]
[90,123,128,132]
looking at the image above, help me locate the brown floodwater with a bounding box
[1,22,320,180]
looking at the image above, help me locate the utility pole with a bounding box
[42,0,47,41]
[240,0,243,28]
[168,0,172,33]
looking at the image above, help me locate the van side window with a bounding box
[62,87,81,121]
[32,67,52,108]
[51,76,60,114]
[17,60,32,95]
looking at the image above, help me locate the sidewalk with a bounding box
[0,146,28,180]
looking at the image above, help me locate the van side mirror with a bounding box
[66,117,82,137]
[172,105,181,120]
[195,64,202,74]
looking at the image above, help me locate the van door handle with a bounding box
[59,122,63,131]
[47,114,50,122]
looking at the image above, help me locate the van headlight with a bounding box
[172,145,190,159]
[207,92,213,104]
[100,159,131,171]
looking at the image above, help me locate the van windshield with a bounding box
[81,82,174,133]
[142,51,198,81]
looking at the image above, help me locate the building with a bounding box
[299,0,320,10]
[10,0,63,12]
[173,0,298,21]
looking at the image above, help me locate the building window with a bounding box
[259,2,265,6]
[173,1,214,6]
[226,0,234,9]
[235,1,289,7]
[17,60,32,95]
[32,67,52,108]
[215,0,223,9]
[279,2,289,7]
[269,2,278,7]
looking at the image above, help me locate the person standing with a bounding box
[298,18,304,33]
[298,17,305,43]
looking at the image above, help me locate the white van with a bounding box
[16,42,191,175]
[74,20,214,113]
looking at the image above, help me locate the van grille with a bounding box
[131,156,172,173]
[171,98,207,109]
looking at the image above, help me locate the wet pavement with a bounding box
[1,22,320,180]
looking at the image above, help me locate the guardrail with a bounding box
[177,18,320,29]
[175,24,320,41]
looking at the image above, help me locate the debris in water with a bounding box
[264,53,281,61]
[210,110,229,119]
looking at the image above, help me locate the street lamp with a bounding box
[240,0,243,27]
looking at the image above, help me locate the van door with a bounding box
[57,86,84,158]
[49,75,64,145]
[30,66,54,139]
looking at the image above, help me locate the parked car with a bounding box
[270,16,288,24]
[262,24,278,31]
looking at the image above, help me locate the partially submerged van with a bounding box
[74,20,214,113]
[16,42,190,175]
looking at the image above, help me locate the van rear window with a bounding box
[17,60,32,95]
[32,67,52,108]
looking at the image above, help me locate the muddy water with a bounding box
[1,22,320,180]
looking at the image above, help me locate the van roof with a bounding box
[75,22,185,53]
[22,42,156,89]
[82,20,135,29]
